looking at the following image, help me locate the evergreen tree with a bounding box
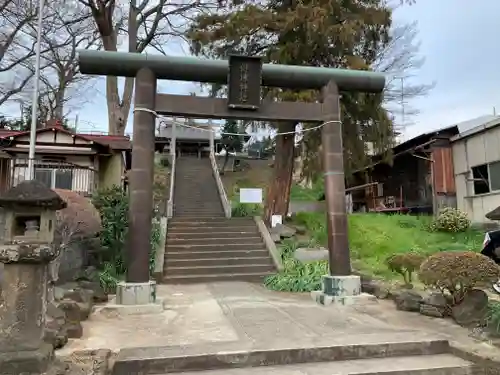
[188,0,399,223]
[220,119,248,173]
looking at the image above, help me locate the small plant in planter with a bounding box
[386,252,425,288]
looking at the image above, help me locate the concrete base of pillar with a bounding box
[311,275,375,306]
[115,280,157,305]
[0,343,53,375]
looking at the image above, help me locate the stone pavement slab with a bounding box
[58,283,239,354]
[58,281,500,369]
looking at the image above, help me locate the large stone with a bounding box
[358,276,390,299]
[73,266,99,283]
[44,349,111,375]
[47,302,66,323]
[78,280,108,303]
[271,224,296,238]
[63,287,93,304]
[419,304,444,318]
[393,290,423,312]
[419,292,447,318]
[294,247,328,263]
[0,344,54,375]
[44,317,68,349]
[57,300,84,338]
[291,224,307,235]
[452,289,489,327]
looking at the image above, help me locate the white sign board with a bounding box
[239,188,263,204]
[271,215,282,228]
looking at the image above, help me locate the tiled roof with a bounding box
[0,128,131,151]
[79,134,131,150]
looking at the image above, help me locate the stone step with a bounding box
[167,237,263,246]
[173,202,222,205]
[167,230,260,238]
[174,187,219,190]
[169,218,254,225]
[169,223,255,229]
[173,212,225,215]
[173,200,221,203]
[174,187,215,190]
[164,263,275,276]
[111,335,453,375]
[151,355,474,375]
[162,271,272,284]
[173,215,226,218]
[165,249,271,260]
[175,176,214,180]
[168,224,256,231]
[174,203,222,206]
[165,256,273,267]
[166,243,265,252]
[173,208,223,212]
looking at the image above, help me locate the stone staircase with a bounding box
[113,334,478,375]
[163,156,275,283]
[173,156,225,217]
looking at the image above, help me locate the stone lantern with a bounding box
[0,180,66,374]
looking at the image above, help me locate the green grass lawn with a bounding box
[265,212,484,292]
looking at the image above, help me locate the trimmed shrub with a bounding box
[430,207,470,233]
[419,251,500,306]
[386,252,425,287]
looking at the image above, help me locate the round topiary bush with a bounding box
[419,251,500,306]
[430,207,470,233]
[386,252,425,286]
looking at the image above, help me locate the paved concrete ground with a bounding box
[58,281,500,364]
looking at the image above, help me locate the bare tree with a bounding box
[38,2,101,120]
[373,21,435,129]
[77,0,221,135]
[0,0,38,106]
[0,0,89,109]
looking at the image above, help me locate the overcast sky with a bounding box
[3,0,500,140]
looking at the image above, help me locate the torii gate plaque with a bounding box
[78,50,385,306]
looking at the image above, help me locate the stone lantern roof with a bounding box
[486,206,500,221]
[0,180,66,210]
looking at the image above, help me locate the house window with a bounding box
[35,168,73,190]
[471,161,500,195]
[490,161,500,191]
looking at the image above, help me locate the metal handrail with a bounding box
[166,154,175,218]
[210,150,231,218]
[208,122,231,218]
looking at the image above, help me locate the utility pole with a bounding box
[27,0,46,179]
[74,114,79,132]
[400,77,405,137]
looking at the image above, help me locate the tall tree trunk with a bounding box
[93,2,137,135]
[264,121,296,225]
[54,82,66,120]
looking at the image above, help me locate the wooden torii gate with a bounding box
[78,51,385,305]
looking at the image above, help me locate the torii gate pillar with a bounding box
[115,68,158,306]
[311,80,363,306]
